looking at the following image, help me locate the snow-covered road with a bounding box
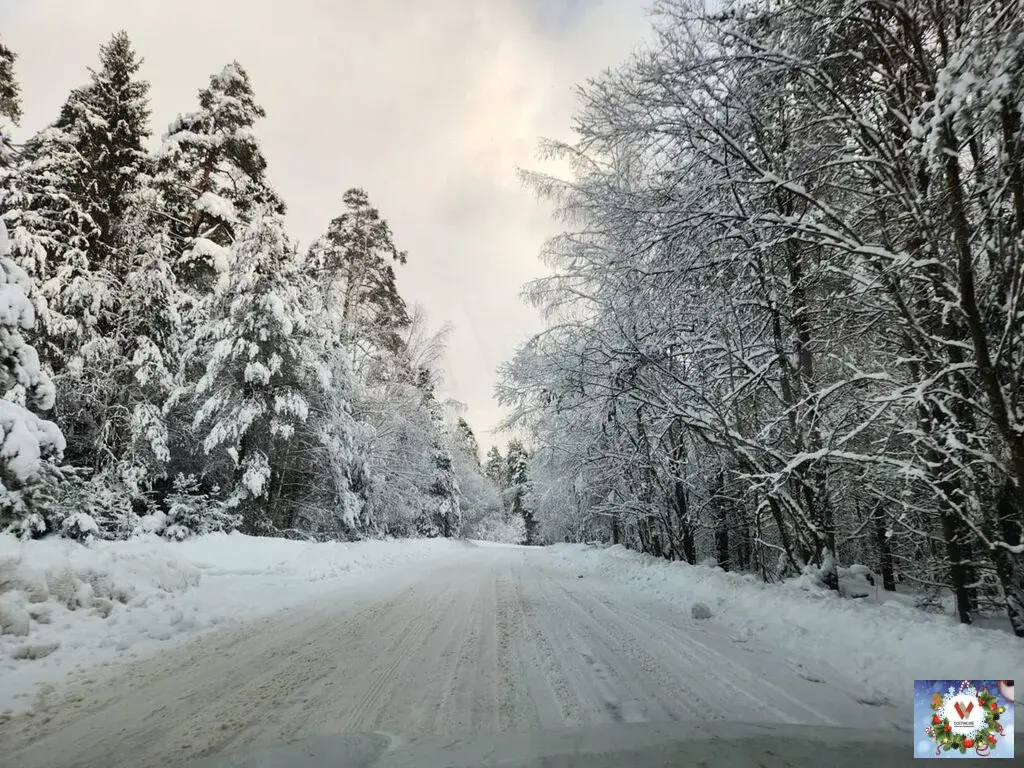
[0,543,905,768]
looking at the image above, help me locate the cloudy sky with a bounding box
[1,0,653,451]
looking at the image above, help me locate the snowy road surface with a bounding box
[0,544,902,768]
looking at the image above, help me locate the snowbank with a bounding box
[551,544,1023,708]
[0,532,461,710]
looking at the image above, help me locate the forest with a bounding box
[496,0,1024,636]
[0,32,534,548]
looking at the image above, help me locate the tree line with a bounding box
[498,0,1024,636]
[0,31,534,544]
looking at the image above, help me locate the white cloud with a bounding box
[2,0,652,451]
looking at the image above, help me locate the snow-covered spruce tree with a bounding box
[92,186,184,496]
[156,61,288,522]
[155,61,284,297]
[414,369,462,538]
[2,32,151,475]
[302,189,419,538]
[504,439,536,544]
[452,417,481,467]
[174,208,316,535]
[484,445,505,490]
[66,31,151,273]
[1,123,100,377]
[0,37,21,168]
[0,216,67,535]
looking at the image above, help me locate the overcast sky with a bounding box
[1,0,652,452]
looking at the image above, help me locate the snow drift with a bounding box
[0,532,462,710]
[552,544,1023,708]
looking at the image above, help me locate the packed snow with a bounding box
[0,532,463,710]
[551,544,1023,709]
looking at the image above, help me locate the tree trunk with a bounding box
[939,507,974,625]
[871,501,897,592]
[993,479,1024,636]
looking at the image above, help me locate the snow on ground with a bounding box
[0,532,463,710]
[550,544,1023,709]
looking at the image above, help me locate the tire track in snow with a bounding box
[529,561,706,725]
[496,559,565,730]
[340,582,455,732]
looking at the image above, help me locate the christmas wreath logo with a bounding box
[924,680,1008,757]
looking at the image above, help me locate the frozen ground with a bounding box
[0,538,1019,768]
[0,532,462,710]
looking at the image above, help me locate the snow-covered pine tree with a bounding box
[305,188,409,364]
[0,216,66,535]
[155,61,284,296]
[177,207,315,535]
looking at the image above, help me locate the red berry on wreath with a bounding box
[964,739,974,749]
[933,715,941,724]
[944,724,951,732]
[988,733,997,743]
[990,700,998,710]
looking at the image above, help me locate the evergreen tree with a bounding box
[64,31,150,272]
[453,417,480,466]
[1,124,101,374]
[1,34,151,470]
[109,186,183,482]
[484,445,505,489]
[0,217,66,534]
[155,62,284,295]
[506,439,536,543]
[412,367,461,537]
[305,188,409,360]
[0,37,21,166]
[174,208,315,535]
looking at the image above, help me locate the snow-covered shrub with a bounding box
[61,511,100,541]
[162,473,239,540]
[47,469,138,540]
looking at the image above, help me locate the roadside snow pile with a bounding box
[0,532,461,710]
[551,544,1022,708]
